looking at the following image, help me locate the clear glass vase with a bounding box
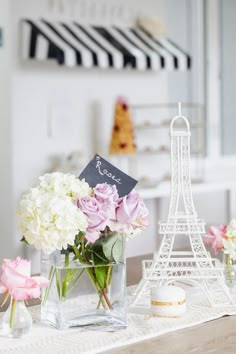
[223,253,236,288]
[1,299,32,338]
[40,249,127,330]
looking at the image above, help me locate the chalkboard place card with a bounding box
[79,154,137,197]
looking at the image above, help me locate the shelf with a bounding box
[137,180,235,200]
[134,121,202,130]
[131,102,204,109]
[134,148,204,156]
[136,146,169,155]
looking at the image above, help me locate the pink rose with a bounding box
[0,257,49,300]
[203,224,227,255]
[94,183,119,205]
[116,191,149,229]
[78,196,109,243]
[94,183,118,219]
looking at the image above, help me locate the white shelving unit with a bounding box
[138,180,234,222]
[129,102,205,188]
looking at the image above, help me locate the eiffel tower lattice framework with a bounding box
[132,103,235,308]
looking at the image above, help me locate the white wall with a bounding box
[0,0,24,260]
[167,0,205,103]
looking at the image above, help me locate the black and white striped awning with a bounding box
[21,19,191,71]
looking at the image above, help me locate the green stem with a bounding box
[100,288,113,309]
[64,253,70,268]
[72,245,113,309]
[56,268,61,299]
[42,266,56,305]
[97,265,113,309]
[74,243,107,307]
[87,267,113,309]
[106,265,112,292]
[10,299,17,328]
[72,245,82,261]
[66,269,85,297]
[81,238,85,256]
[61,253,72,300]
[226,255,233,284]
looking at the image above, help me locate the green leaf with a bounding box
[61,232,86,256]
[95,266,108,289]
[103,233,123,263]
[85,249,108,264]
[85,239,109,265]
[62,268,78,298]
[20,236,29,244]
[111,237,123,262]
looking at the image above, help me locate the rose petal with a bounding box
[11,287,40,300]
[0,281,7,294]
[202,234,215,245]
[24,277,38,288]
[0,262,29,289]
[31,276,50,288]
[85,230,100,243]
[2,258,31,277]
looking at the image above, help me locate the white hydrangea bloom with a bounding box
[38,172,91,201]
[226,219,236,238]
[223,239,236,261]
[17,172,89,254]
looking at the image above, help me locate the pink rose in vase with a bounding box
[116,191,149,229]
[94,183,118,218]
[78,196,109,243]
[203,224,227,255]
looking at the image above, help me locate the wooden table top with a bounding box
[1,254,236,353]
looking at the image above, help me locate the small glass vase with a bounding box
[223,254,236,288]
[1,299,32,338]
[40,247,127,330]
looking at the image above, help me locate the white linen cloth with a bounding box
[0,286,236,354]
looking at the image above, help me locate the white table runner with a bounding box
[1,286,236,354]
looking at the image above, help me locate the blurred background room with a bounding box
[1,0,236,273]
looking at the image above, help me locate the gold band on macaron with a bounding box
[151,299,185,306]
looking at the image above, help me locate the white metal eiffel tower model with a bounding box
[132,103,235,307]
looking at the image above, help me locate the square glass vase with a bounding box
[40,251,127,330]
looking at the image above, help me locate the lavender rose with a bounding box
[94,183,119,205]
[94,183,118,219]
[77,196,108,243]
[116,191,149,229]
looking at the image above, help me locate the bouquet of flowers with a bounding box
[17,172,149,310]
[203,219,236,284]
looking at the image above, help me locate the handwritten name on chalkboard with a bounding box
[79,155,137,197]
[95,159,121,184]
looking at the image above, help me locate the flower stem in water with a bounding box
[10,299,17,328]
[42,266,56,305]
[226,255,233,284]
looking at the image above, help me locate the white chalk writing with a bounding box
[96,160,122,184]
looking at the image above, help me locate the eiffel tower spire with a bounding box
[132,103,234,308]
[168,102,196,218]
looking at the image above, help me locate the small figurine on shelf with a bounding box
[109,97,137,155]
